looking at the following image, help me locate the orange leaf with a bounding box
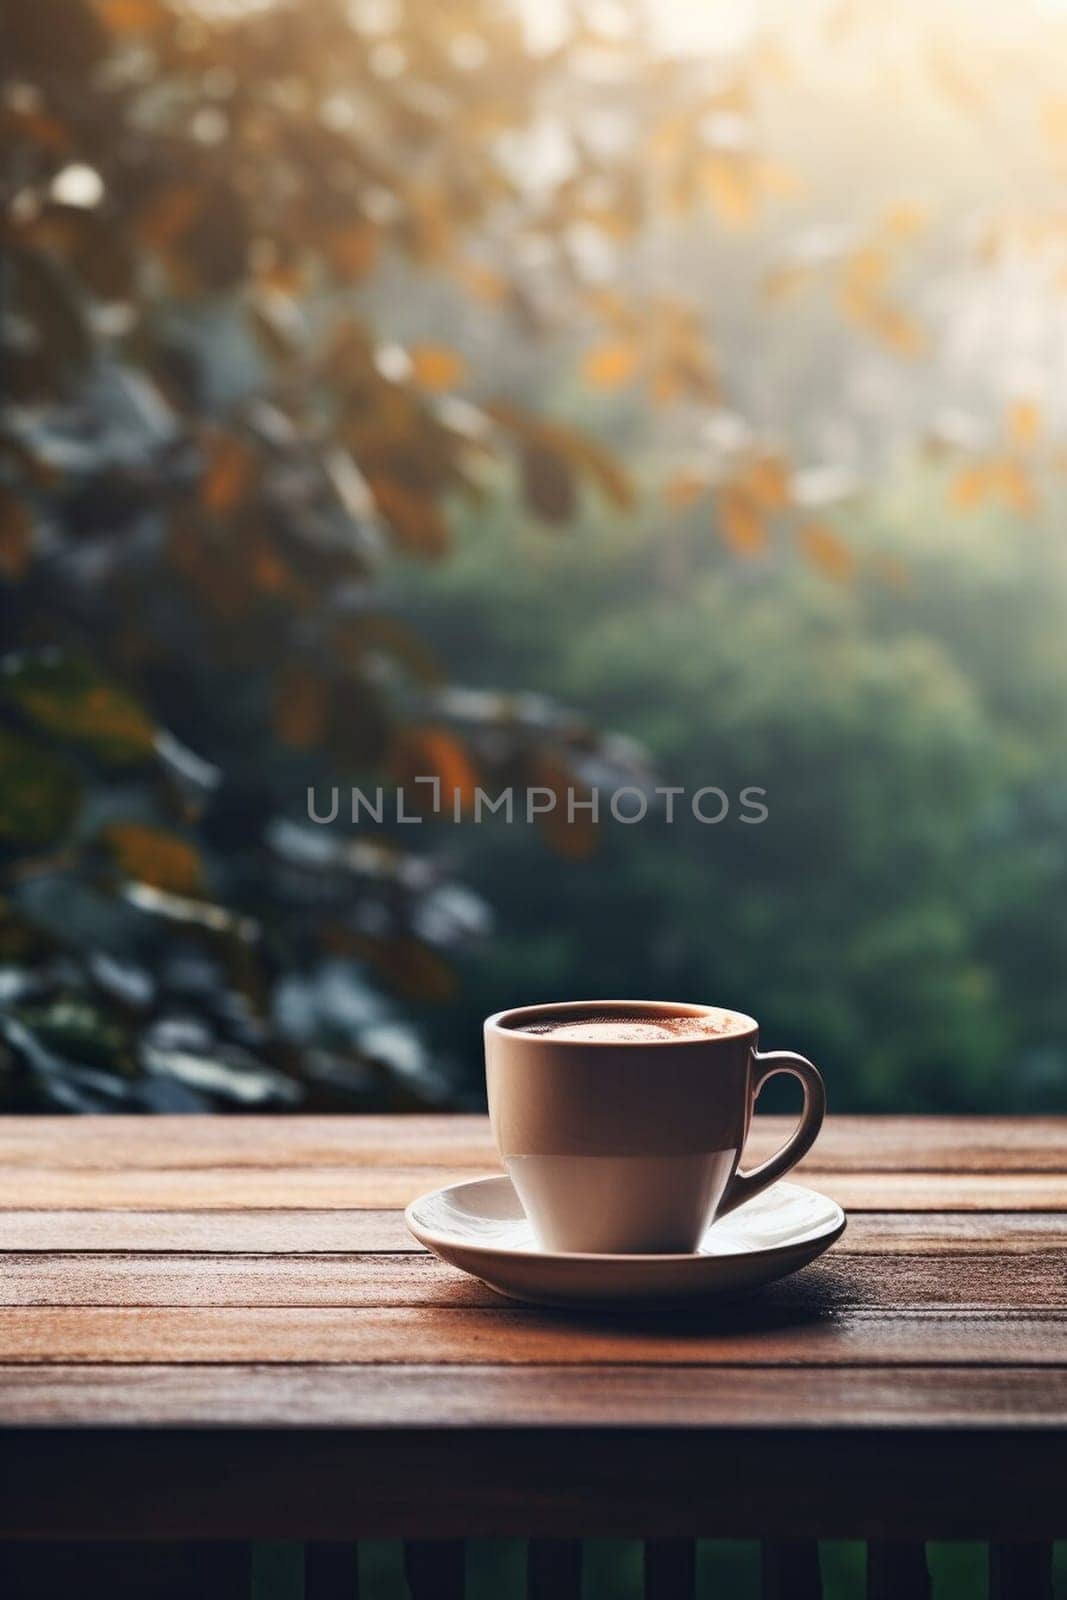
[393,726,480,812]
[137,186,200,252]
[200,435,254,515]
[798,521,855,583]
[881,201,928,240]
[101,822,204,896]
[743,452,791,511]
[948,463,993,511]
[716,487,767,555]
[95,0,164,31]
[454,258,508,304]
[370,478,450,557]
[839,247,890,310]
[581,341,640,390]
[528,756,598,861]
[348,934,456,1002]
[1007,399,1041,448]
[326,224,378,281]
[409,343,466,392]
[702,156,756,229]
[274,666,329,750]
[762,262,810,302]
[663,470,707,510]
[1041,96,1067,151]
[868,304,926,358]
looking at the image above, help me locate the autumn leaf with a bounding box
[137,185,201,252]
[798,521,855,583]
[409,343,466,392]
[527,756,598,861]
[1041,96,1067,152]
[881,201,928,240]
[582,341,640,390]
[0,727,80,847]
[743,452,791,511]
[370,477,451,557]
[2,654,156,766]
[867,304,926,358]
[762,262,810,302]
[487,401,633,516]
[453,258,508,303]
[1007,399,1041,448]
[101,822,205,896]
[392,726,480,812]
[349,933,457,1001]
[94,0,165,31]
[840,246,890,303]
[200,434,255,515]
[702,155,756,228]
[0,488,33,580]
[948,463,994,511]
[663,470,707,509]
[326,223,379,281]
[274,665,330,750]
[716,486,767,555]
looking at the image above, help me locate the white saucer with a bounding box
[405,1175,846,1307]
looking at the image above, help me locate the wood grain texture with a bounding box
[1,1427,1064,1540]
[0,1249,1063,1309]
[0,1303,1064,1365]
[2,1209,1063,1254]
[0,1209,413,1252]
[0,1114,1062,1546]
[0,1166,1063,1211]
[2,1363,1065,1428]
[0,1115,1062,1172]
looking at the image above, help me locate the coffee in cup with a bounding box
[484,1000,825,1254]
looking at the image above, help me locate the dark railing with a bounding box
[0,1537,1062,1598]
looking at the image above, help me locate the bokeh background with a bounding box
[3,0,1067,1116]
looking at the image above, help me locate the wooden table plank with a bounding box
[0,1167,1062,1211]
[0,1304,1064,1365]
[0,1424,1064,1540]
[2,1209,1063,1254]
[0,1250,1064,1309]
[0,1209,413,1252]
[3,1362,1066,1428]
[0,1116,1062,1172]
[0,1114,1062,1546]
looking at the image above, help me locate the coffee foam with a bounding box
[515,1011,744,1043]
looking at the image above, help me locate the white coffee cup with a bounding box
[484,1000,826,1254]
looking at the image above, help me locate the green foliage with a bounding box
[394,471,1067,1112]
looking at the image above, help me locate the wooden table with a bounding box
[0,1115,1064,1599]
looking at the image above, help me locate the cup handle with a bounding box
[716,1050,826,1218]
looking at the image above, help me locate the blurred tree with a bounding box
[0,0,766,1108]
[1,0,1062,1109]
